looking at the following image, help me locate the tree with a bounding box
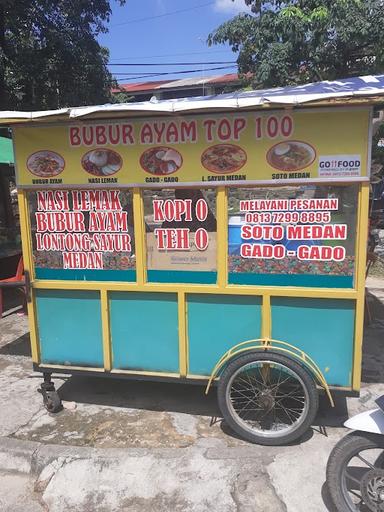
[0,0,125,110]
[208,0,384,88]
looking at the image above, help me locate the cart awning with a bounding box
[2,74,384,123]
[0,136,14,164]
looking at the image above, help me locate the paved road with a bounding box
[0,283,383,512]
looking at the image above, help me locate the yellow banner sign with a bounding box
[13,108,370,187]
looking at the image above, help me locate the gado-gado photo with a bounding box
[81,148,123,176]
[267,141,316,172]
[201,144,247,174]
[26,150,65,177]
[140,147,183,175]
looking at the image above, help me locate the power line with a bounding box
[111,1,215,27]
[108,61,236,66]
[113,72,168,76]
[108,49,230,61]
[115,65,237,82]
[112,65,237,76]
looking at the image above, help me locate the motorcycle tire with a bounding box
[326,430,384,512]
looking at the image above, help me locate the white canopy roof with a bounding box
[2,74,384,123]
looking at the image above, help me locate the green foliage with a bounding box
[110,90,134,104]
[0,0,125,110]
[208,0,384,87]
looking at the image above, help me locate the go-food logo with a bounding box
[318,154,361,177]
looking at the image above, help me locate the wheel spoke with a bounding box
[232,395,258,408]
[235,375,263,394]
[234,376,255,391]
[231,397,258,404]
[276,406,302,414]
[275,395,305,405]
[231,390,260,411]
[348,489,363,501]
[345,468,363,486]
[235,402,257,416]
[247,372,266,388]
[236,399,258,412]
[276,403,300,424]
[232,381,257,395]
[275,386,303,399]
[356,454,375,469]
[237,407,266,412]
[243,371,255,391]
[275,367,284,388]
[268,374,293,392]
[231,384,254,397]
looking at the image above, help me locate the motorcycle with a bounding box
[326,395,384,511]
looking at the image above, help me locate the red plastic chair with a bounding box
[0,256,25,318]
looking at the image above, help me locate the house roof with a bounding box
[112,80,174,93]
[115,73,241,94]
[2,74,384,124]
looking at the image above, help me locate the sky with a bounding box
[98,0,252,84]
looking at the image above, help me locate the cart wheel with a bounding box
[43,390,62,413]
[218,351,319,446]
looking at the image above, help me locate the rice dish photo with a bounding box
[266,141,316,172]
[82,149,123,176]
[201,144,247,174]
[27,151,65,177]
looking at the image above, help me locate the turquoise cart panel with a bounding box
[228,273,353,288]
[110,292,179,373]
[271,297,355,387]
[35,268,136,282]
[35,289,103,367]
[147,270,217,284]
[188,294,262,375]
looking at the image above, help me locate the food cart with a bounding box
[4,75,383,446]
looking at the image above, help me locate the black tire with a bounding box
[326,431,384,512]
[217,351,319,446]
[43,390,62,413]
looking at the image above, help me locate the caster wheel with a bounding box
[43,390,62,413]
